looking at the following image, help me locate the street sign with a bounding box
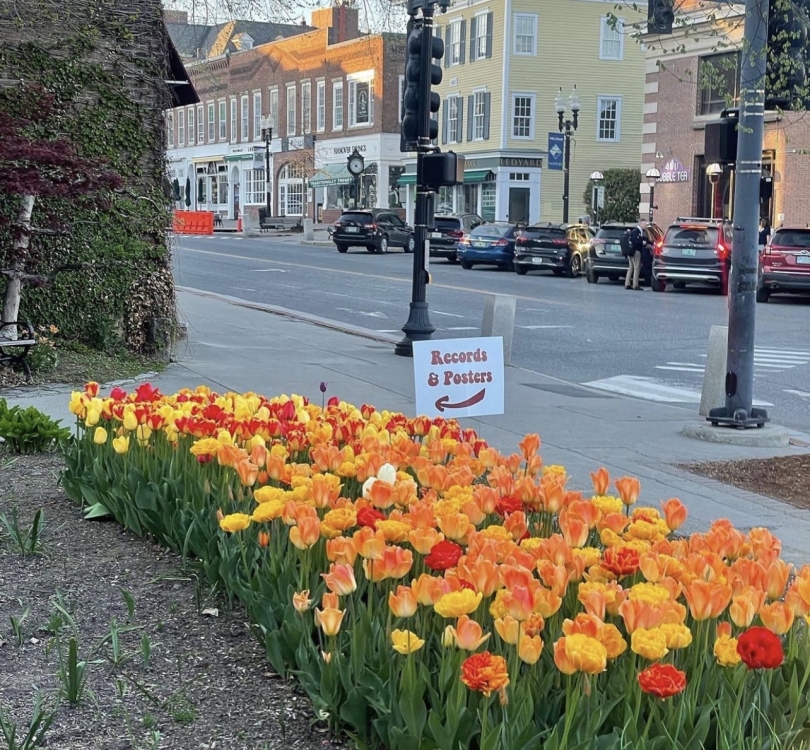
[596,185,605,208]
[412,337,504,418]
[548,133,564,171]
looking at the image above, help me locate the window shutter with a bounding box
[483,92,491,140]
[469,16,477,62]
[457,97,464,142]
[467,95,475,141]
[459,20,466,65]
[485,13,493,59]
[442,99,449,144]
[444,26,451,67]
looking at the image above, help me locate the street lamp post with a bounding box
[589,170,603,226]
[261,116,273,218]
[706,163,723,220]
[646,167,661,224]
[555,86,580,224]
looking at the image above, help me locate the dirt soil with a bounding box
[0,453,350,750]
[681,454,810,511]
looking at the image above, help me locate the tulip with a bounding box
[93,427,108,445]
[391,629,425,655]
[518,633,544,664]
[123,411,138,431]
[448,615,491,651]
[590,467,611,496]
[759,601,795,635]
[85,408,100,427]
[112,436,130,454]
[614,476,640,506]
[292,589,312,613]
[730,587,765,628]
[257,531,270,548]
[322,563,358,596]
[683,579,732,621]
[388,585,418,618]
[631,628,669,661]
[494,616,521,645]
[661,498,688,531]
[219,513,251,533]
[314,595,346,637]
[434,589,483,618]
[289,516,321,550]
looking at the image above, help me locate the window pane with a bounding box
[598,98,619,141]
[515,15,534,54]
[601,17,622,60]
[513,96,532,138]
[698,53,739,115]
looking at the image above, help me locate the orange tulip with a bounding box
[661,498,688,531]
[258,531,270,548]
[448,615,491,651]
[760,601,795,635]
[499,564,535,590]
[322,563,358,596]
[728,588,763,629]
[314,601,346,637]
[437,511,471,541]
[682,579,732,621]
[765,559,793,601]
[411,573,452,606]
[518,634,544,664]
[325,537,358,566]
[559,512,590,548]
[537,561,571,597]
[614,477,640,506]
[590,467,610,496]
[578,586,607,621]
[457,557,502,597]
[389,585,418,618]
[234,458,259,487]
[289,516,321,550]
[540,475,566,513]
[502,585,535,621]
[292,589,312,613]
[533,586,563,618]
[494,615,521,645]
[354,527,387,560]
[748,527,782,561]
[553,637,577,675]
[518,433,541,460]
[408,527,444,555]
[786,572,810,616]
[504,511,528,542]
[618,599,665,634]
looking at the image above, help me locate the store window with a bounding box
[698,53,740,115]
[244,169,266,204]
[597,97,621,142]
[278,162,305,216]
[481,183,496,221]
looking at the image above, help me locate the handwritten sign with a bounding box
[412,337,504,418]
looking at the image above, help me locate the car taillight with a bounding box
[654,241,664,256]
[716,242,729,259]
[494,238,509,246]
[448,229,464,238]
[766,244,788,255]
[552,238,568,246]
[368,223,377,231]
[516,236,528,245]
[459,237,470,246]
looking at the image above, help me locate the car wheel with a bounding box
[586,267,599,284]
[405,236,415,253]
[565,254,582,278]
[447,254,458,263]
[378,236,389,254]
[651,277,666,292]
[756,285,770,303]
[335,243,349,253]
[460,261,473,270]
[515,264,528,276]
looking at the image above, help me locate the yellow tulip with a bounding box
[630,628,669,661]
[659,622,693,650]
[391,629,425,655]
[434,590,483,618]
[85,408,100,427]
[136,424,152,445]
[714,634,742,667]
[112,436,130,454]
[122,411,138,431]
[93,427,108,445]
[518,634,544,665]
[218,513,251,533]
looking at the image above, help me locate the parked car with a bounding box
[651,218,733,294]
[456,223,518,270]
[585,222,664,285]
[429,213,485,262]
[513,222,594,277]
[331,209,415,254]
[757,227,810,302]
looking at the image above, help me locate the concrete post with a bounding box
[700,325,728,417]
[481,294,517,365]
[303,218,315,241]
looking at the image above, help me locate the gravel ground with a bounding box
[0,452,350,750]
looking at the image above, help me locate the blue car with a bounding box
[456,223,518,271]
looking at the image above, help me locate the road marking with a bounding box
[431,310,466,318]
[655,365,706,373]
[336,307,388,319]
[445,327,479,331]
[584,375,773,405]
[785,389,810,400]
[516,325,574,330]
[250,268,289,273]
[757,348,810,355]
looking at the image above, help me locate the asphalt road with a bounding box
[172,234,810,432]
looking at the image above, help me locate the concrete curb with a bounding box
[681,420,791,447]
[175,286,400,345]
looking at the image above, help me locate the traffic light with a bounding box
[766,0,809,110]
[399,21,445,152]
[647,0,674,34]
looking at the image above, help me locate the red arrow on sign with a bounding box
[435,389,486,413]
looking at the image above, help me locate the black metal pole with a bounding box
[708,0,769,429]
[562,122,571,223]
[264,128,272,217]
[648,184,655,223]
[395,9,436,357]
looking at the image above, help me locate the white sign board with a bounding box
[412,337,504,418]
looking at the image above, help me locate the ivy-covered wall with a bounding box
[0,0,176,353]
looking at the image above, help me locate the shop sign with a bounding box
[500,157,543,169]
[356,82,370,125]
[660,158,689,183]
[412,337,504,418]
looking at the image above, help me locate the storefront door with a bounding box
[508,188,530,225]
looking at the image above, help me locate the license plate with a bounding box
[473,242,487,249]
[797,255,810,264]
[606,243,621,253]
[430,232,441,239]
[531,257,545,265]
[346,226,359,233]
[682,248,697,257]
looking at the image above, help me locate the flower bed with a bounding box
[62,382,810,750]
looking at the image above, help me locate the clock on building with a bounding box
[347,149,365,176]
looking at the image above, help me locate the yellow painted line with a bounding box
[176,245,577,308]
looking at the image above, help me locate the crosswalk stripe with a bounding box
[755,348,810,355]
[584,375,774,405]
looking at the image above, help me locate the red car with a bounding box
[757,227,810,302]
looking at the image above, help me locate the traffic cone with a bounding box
[237,217,243,232]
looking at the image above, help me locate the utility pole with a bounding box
[708,0,769,428]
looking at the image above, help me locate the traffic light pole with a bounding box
[395,7,437,357]
[708,0,769,429]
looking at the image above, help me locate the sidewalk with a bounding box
[6,287,810,562]
[213,218,333,245]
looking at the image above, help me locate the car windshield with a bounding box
[340,212,374,224]
[772,230,810,248]
[596,227,632,240]
[522,227,565,241]
[471,224,512,238]
[434,217,462,231]
[665,226,718,246]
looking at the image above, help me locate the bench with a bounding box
[0,321,37,381]
[258,209,303,233]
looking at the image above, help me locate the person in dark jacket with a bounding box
[626,218,651,290]
[758,217,771,249]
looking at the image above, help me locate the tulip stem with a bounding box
[560,675,581,748]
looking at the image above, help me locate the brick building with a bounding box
[641,2,810,230]
[165,5,407,223]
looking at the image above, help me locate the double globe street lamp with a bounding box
[555,86,581,224]
[261,116,274,218]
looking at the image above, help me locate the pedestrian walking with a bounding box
[758,217,771,250]
[626,218,651,290]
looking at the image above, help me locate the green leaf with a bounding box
[83,502,111,519]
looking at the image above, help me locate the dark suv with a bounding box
[513,222,594,277]
[757,227,810,302]
[429,213,484,262]
[585,222,663,285]
[331,209,415,254]
[652,218,733,294]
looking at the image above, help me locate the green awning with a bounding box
[398,173,417,185]
[225,153,255,162]
[464,169,494,183]
[309,164,354,187]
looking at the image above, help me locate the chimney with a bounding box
[310,5,359,43]
[163,9,189,24]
